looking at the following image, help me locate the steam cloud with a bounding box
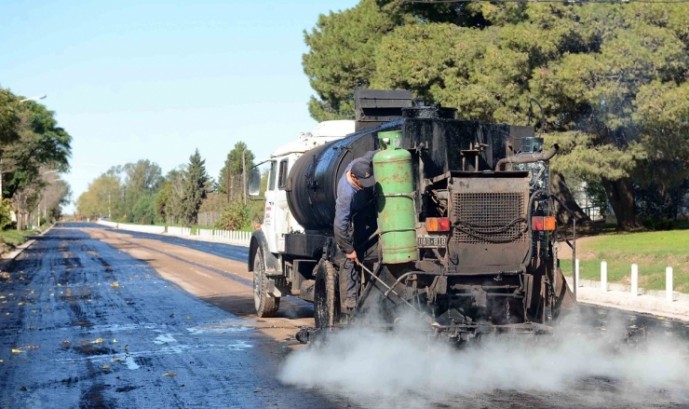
[279,310,689,408]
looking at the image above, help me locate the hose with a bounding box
[495,144,559,171]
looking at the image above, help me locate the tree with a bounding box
[304,2,689,230]
[77,160,164,223]
[122,160,163,223]
[37,170,71,223]
[156,167,186,225]
[217,142,255,202]
[0,89,20,147]
[76,173,121,220]
[303,0,398,120]
[179,149,210,226]
[0,97,72,227]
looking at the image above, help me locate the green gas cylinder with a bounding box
[373,130,417,264]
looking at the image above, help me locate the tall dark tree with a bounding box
[303,0,397,120]
[180,149,210,226]
[303,2,689,230]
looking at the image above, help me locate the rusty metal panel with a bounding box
[448,176,530,274]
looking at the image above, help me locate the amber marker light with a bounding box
[426,217,451,232]
[532,216,556,231]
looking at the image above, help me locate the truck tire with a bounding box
[314,260,340,329]
[253,247,280,317]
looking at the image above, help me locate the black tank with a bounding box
[285,131,378,231]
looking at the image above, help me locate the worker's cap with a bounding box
[351,158,375,188]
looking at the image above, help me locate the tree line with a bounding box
[303,0,689,231]
[0,88,72,230]
[76,142,263,230]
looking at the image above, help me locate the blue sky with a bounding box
[0,0,358,213]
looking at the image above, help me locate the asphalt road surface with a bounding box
[1,223,688,409]
[0,224,341,409]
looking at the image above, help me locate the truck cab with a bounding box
[250,120,354,317]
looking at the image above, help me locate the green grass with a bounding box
[0,229,34,249]
[560,229,689,292]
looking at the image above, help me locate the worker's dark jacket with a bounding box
[334,152,375,254]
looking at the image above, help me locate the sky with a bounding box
[0,0,359,213]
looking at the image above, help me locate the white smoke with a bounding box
[279,309,689,408]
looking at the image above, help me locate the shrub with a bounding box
[0,199,14,230]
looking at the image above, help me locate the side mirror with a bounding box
[248,167,261,196]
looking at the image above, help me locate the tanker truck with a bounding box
[248,90,575,342]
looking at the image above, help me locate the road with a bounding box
[1,223,688,409]
[0,224,341,409]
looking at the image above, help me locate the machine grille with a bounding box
[452,192,527,244]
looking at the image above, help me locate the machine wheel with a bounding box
[253,247,280,317]
[314,260,340,329]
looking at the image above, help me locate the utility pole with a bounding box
[226,162,230,203]
[242,149,247,205]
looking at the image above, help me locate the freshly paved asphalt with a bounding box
[0,225,342,409]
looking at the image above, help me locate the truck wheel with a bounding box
[314,260,340,329]
[253,247,279,317]
[314,270,327,329]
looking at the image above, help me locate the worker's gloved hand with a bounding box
[346,250,359,265]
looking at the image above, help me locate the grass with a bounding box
[0,229,35,250]
[559,229,689,292]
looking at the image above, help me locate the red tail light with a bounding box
[426,217,451,232]
[532,216,556,231]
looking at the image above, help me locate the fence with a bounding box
[96,220,251,247]
[574,259,677,302]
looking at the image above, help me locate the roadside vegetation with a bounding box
[76,142,263,231]
[303,0,689,231]
[0,88,72,252]
[560,229,689,292]
[0,229,36,253]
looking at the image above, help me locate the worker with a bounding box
[334,151,376,312]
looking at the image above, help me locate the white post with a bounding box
[666,266,674,302]
[575,259,581,287]
[601,260,607,292]
[631,264,638,296]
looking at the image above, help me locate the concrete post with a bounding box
[575,259,581,288]
[631,264,638,296]
[666,266,673,302]
[601,260,607,292]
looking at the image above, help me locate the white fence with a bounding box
[574,259,678,302]
[95,220,251,247]
[192,228,252,247]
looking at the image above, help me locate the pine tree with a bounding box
[180,149,210,226]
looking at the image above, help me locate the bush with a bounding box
[215,201,252,231]
[0,199,14,230]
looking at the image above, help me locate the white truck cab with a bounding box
[261,120,355,255]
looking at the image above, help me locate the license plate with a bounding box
[417,235,447,248]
